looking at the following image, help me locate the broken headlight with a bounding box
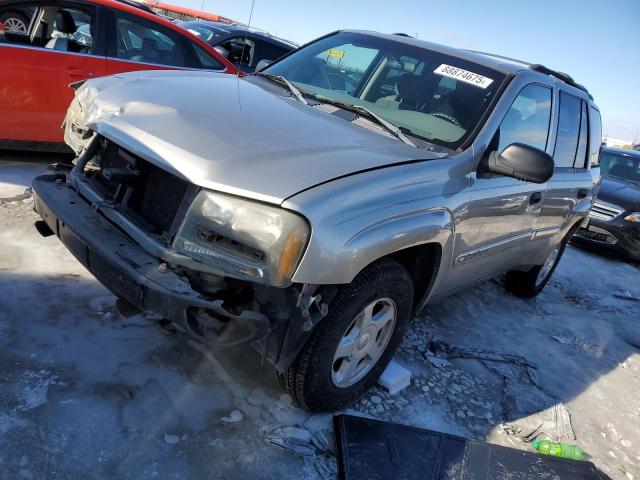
[173,190,310,287]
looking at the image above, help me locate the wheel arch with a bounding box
[388,242,443,312]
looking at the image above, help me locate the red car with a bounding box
[0,0,239,152]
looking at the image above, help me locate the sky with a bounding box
[172,0,639,143]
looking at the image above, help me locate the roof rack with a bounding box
[529,64,591,98]
[463,50,593,99]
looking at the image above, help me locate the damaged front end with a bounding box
[33,129,323,369]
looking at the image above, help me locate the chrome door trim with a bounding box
[455,230,532,264]
[106,57,226,72]
[0,42,105,59]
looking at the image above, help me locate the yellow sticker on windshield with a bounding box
[327,49,345,58]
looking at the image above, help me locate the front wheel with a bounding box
[279,258,413,412]
[505,240,567,298]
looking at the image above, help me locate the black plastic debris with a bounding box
[333,414,610,480]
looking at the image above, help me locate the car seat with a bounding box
[376,73,437,111]
[45,10,78,51]
[130,38,161,64]
[79,22,94,54]
[447,82,486,129]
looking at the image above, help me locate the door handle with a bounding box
[529,192,542,205]
[67,70,93,79]
[577,189,588,199]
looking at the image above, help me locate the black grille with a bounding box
[86,139,192,237]
[577,227,617,245]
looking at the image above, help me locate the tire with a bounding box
[505,239,568,298]
[279,258,414,412]
[1,12,29,34]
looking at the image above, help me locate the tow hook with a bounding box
[297,284,329,331]
[34,220,54,237]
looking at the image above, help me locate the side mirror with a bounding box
[213,45,229,58]
[255,59,272,73]
[483,143,554,183]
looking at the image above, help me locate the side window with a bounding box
[0,6,34,35]
[191,43,225,70]
[497,84,552,152]
[1,5,96,54]
[51,7,93,53]
[574,101,588,168]
[588,106,602,166]
[553,92,581,167]
[114,12,186,67]
[221,36,254,68]
[259,41,290,62]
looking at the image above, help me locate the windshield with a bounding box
[599,151,640,185]
[264,32,506,149]
[181,23,227,43]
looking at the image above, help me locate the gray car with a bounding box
[32,30,601,411]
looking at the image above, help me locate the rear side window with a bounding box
[574,101,588,168]
[497,84,552,152]
[114,12,187,67]
[259,41,290,62]
[553,92,581,168]
[588,107,602,166]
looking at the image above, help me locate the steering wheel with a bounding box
[327,72,355,92]
[431,112,461,127]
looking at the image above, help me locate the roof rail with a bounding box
[463,50,592,100]
[463,49,532,66]
[529,64,592,99]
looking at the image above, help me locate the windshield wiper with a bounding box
[255,72,308,105]
[310,95,416,147]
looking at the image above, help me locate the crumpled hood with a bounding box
[599,176,640,211]
[69,70,442,204]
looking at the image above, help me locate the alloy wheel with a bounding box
[331,297,397,388]
[536,246,560,286]
[4,17,27,33]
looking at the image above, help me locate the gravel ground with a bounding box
[1,154,639,479]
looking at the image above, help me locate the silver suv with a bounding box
[33,31,601,411]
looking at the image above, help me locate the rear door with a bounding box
[537,91,595,238]
[0,1,106,144]
[104,8,227,75]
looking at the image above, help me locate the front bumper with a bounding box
[572,215,640,260]
[32,171,271,348]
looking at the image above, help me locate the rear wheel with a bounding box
[279,258,413,412]
[505,240,566,298]
[1,12,29,34]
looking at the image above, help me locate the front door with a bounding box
[442,83,554,291]
[0,2,106,143]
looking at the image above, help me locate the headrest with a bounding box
[55,10,76,34]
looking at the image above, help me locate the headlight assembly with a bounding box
[624,212,640,223]
[173,190,310,286]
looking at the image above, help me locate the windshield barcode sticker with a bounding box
[434,64,494,89]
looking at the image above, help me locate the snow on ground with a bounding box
[1,156,639,479]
